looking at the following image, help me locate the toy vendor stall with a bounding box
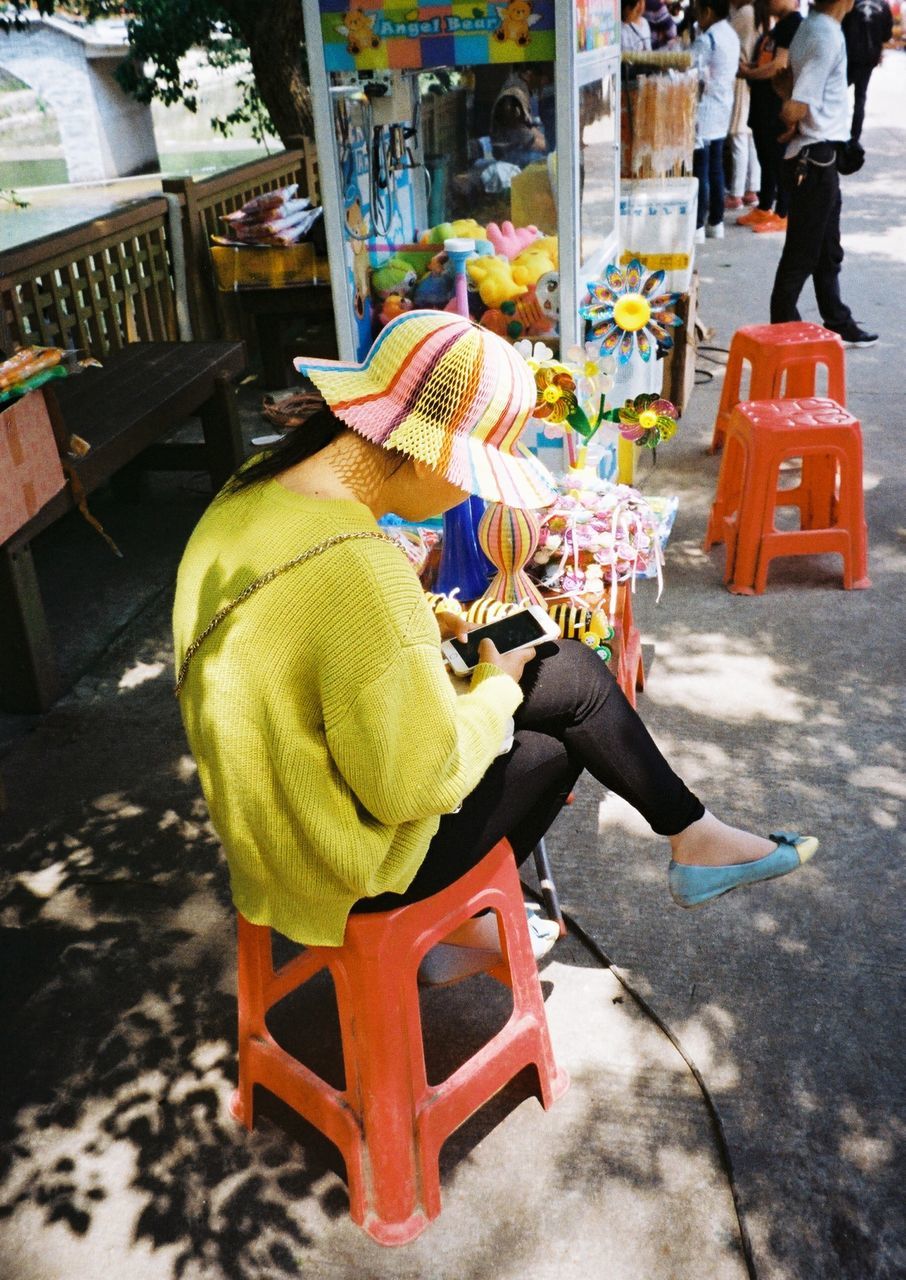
[298,0,684,720]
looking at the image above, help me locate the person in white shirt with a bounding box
[726,0,761,210]
[622,0,654,51]
[692,0,742,239]
[769,0,878,347]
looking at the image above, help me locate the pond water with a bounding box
[1,147,271,250]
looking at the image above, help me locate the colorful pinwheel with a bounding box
[514,340,593,438]
[580,260,682,364]
[618,394,679,450]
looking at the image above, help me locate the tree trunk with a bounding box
[241,0,313,148]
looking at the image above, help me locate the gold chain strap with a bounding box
[174,530,401,696]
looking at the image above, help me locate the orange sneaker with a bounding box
[752,214,788,233]
[737,207,773,226]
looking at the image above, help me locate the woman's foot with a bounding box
[669,809,778,866]
[417,907,559,987]
[669,831,819,907]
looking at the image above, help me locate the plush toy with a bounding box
[370,256,417,299]
[413,272,454,308]
[531,235,559,269]
[485,220,540,260]
[479,307,523,340]
[466,256,527,309]
[419,218,488,246]
[478,276,558,341]
[379,293,413,327]
[511,243,558,289]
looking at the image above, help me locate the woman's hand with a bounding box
[478,637,535,683]
[436,609,472,643]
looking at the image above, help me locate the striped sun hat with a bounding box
[293,310,557,509]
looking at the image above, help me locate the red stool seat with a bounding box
[704,397,870,595]
[230,838,569,1246]
[711,322,846,453]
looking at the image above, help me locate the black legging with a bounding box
[752,123,790,218]
[355,638,705,912]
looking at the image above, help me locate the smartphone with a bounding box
[441,605,559,676]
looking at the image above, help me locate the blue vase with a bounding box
[435,496,493,600]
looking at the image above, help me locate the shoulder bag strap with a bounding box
[174,529,401,696]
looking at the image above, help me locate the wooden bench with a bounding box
[0,199,248,713]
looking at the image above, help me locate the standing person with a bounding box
[769,0,879,346]
[738,0,803,232]
[726,0,762,211]
[622,0,654,51]
[842,0,893,142]
[692,0,741,241]
[645,0,679,47]
[172,311,818,978]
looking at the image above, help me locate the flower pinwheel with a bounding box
[580,260,682,365]
[514,339,593,438]
[618,394,679,450]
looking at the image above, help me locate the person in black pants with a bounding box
[842,0,893,142]
[737,0,802,231]
[769,0,878,347]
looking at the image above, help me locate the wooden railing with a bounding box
[0,199,178,358]
[0,146,323,356]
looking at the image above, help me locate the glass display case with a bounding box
[303,1,620,360]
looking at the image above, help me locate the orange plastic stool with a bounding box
[230,838,569,1246]
[710,322,846,453]
[704,397,870,595]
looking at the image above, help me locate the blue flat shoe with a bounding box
[668,831,819,908]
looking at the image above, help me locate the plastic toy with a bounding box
[485,220,540,260]
[371,256,417,299]
[477,502,547,607]
[466,256,527,308]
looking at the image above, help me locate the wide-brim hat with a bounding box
[293,310,557,510]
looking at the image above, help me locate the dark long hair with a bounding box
[229,401,345,492]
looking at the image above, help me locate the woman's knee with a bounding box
[518,636,619,725]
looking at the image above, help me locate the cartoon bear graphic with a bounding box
[338,10,381,56]
[494,0,541,46]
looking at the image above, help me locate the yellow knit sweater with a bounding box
[172,479,523,946]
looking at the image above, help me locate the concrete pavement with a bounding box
[1,55,904,1280]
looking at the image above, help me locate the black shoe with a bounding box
[832,323,879,349]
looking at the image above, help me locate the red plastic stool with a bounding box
[710,322,846,453]
[704,397,870,595]
[230,838,569,1246]
[609,584,645,709]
